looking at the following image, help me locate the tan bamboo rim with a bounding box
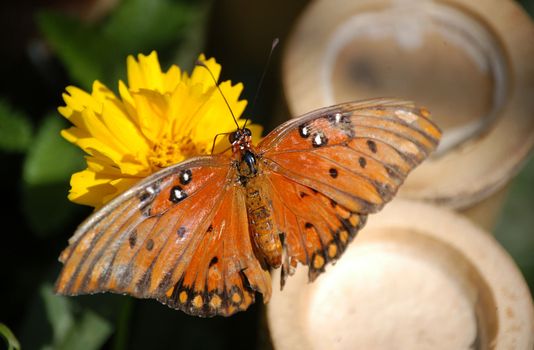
[283,0,534,209]
[267,199,534,349]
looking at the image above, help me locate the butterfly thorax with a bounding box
[230,128,258,182]
[230,128,282,267]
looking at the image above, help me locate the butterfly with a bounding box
[55,98,441,317]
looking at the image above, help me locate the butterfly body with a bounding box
[230,128,283,268]
[244,174,282,267]
[56,99,441,317]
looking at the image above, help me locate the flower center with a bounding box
[149,135,206,169]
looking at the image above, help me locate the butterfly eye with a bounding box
[243,128,252,137]
[229,131,240,144]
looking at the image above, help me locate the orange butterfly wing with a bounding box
[56,98,440,317]
[257,98,441,284]
[55,156,271,317]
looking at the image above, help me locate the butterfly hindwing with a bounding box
[55,156,271,317]
[264,171,367,285]
[259,98,441,282]
[158,184,271,316]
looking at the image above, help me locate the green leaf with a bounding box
[36,12,113,89]
[0,323,21,350]
[22,113,85,236]
[23,114,84,186]
[104,0,196,52]
[59,310,113,350]
[111,298,133,350]
[495,155,534,293]
[170,1,211,69]
[0,99,32,152]
[37,0,207,89]
[41,284,75,345]
[40,284,113,350]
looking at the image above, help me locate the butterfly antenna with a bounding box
[245,38,280,129]
[195,60,240,130]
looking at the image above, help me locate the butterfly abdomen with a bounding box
[245,177,282,267]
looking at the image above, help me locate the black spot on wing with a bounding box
[359,157,367,168]
[177,226,186,238]
[367,140,377,153]
[329,168,338,178]
[299,123,311,138]
[209,256,218,267]
[327,112,354,136]
[179,169,192,185]
[312,132,328,147]
[145,239,154,251]
[128,230,137,248]
[169,186,187,203]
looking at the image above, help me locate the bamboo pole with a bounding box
[267,199,534,350]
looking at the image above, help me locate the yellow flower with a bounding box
[59,51,262,208]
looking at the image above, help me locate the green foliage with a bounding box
[28,0,211,238]
[495,155,534,292]
[1,0,276,349]
[0,323,20,350]
[23,115,84,186]
[36,12,114,91]
[104,0,194,52]
[37,0,208,89]
[21,284,114,350]
[22,114,85,236]
[41,285,113,350]
[0,100,32,152]
[7,1,214,347]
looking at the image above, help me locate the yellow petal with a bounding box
[163,65,182,92]
[68,169,116,208]
[127,51,167,93]
[130,90,168,142]
[61,51,258,208]
[190,54,221,92]
[100,98,149,155]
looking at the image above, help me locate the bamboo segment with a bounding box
[267,199,534,350]
[459,184,510,232]
[283,0,534,220]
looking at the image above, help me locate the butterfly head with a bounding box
[229,127,252,151]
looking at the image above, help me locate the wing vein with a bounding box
[266,175,311,264]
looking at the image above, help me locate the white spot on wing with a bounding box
[313,132,326,147]
[174,189,186,199]
[395,110,418,124]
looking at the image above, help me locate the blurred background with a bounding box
[0,0,532,349]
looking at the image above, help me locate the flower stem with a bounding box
[112,298,133,350]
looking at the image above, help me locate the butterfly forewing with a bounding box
[55,155,271,317]
[258,98,441,282]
